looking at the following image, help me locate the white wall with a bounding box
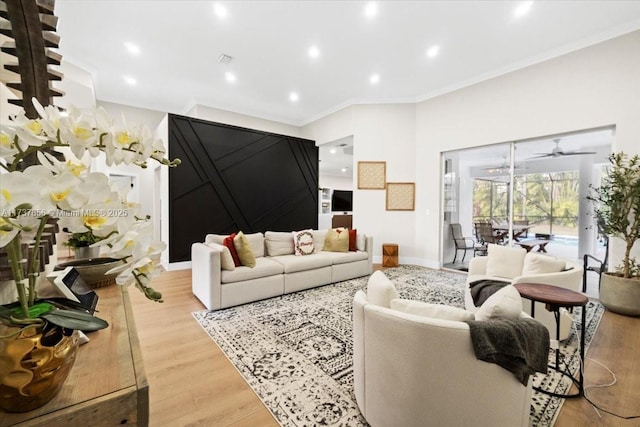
[303,103,418,264]
[191,104,303,138]
[319,175,352,190]
[415,30,640,268]
[97,100,166,131]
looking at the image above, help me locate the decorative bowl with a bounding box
[54,258,124,288]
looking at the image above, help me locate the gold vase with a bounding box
[0,323,79,412]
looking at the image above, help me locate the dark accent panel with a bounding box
[168,114,318,262]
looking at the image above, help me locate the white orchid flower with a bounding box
[0,129,19,161]
[0,171,38,213]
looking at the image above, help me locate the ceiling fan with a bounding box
[483,156,527,174]
[531,138,596,158]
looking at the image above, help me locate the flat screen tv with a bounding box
[331,190,353,212]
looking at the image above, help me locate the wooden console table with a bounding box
[1,286,148,426]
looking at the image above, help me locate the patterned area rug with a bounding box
[193,266,604,427]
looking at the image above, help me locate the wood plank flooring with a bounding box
[128,268,640,427]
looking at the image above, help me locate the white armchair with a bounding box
[465,244,583,341]
[353,272,533,427]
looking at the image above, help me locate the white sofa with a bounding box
[464,244,583,341]
[192,229,373,310]
[353,272,533,427]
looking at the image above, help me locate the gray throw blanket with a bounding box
[465,318,550,385]
[469,279,510,307]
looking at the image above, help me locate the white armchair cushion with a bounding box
[265,231,295,256]
[367,271,399,308]
[206,243,235,271]
[522,252,566,276]
[485,244,526,279]
[391,299,475,322]
[475,285,522,321]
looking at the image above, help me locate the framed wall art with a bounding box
[357,161,386,189]
[386,182,415,211]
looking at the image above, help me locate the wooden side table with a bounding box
[382,243,399,268]
[514,283,588,398]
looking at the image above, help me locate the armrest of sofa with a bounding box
[468,256,489,277]
[191,242,223,310]
[364,235,374,273]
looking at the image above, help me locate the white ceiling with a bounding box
[52,1,640,127]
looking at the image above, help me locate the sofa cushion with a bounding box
[367,271,398,308]
[522,252,566,276]
[485,244,526,279]
[320,250,368,265]
[312,230,328,252]
[271,253,333,273]
[220,257,284,284]
[205,233,225,245]
[390,299,475,322]
[292,229,315,255]
[356,233,366,251]
[323,228,349,252]
[475,285,522,321]
[234,231,256,268]
[244,232,265,258]
[265,231,295,256]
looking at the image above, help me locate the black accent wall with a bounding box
[168,114,318,262]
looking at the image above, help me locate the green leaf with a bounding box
[41,309,109,331]
[8,302,54,318]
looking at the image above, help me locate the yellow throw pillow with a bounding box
[323,228,349,252]
[233,231,256,268]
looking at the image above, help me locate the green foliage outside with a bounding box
[473,171,581,236]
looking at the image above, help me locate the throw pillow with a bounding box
[367,271,399,308]
[475,285,522,321]
[223,233,241,267]
[323,228,349,252]
[292,229,315,256]
[390,299,475,322]
[205,242,235,271]
[485,244,526,279]
[522,252,566,276]
[233,231,256,268]
[348,229,358,252]
[356,233,366,251]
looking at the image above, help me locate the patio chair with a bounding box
[475,222,504,247]
[450,223,476,263]
[583,235,609,292]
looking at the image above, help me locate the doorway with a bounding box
[441,127,613,271]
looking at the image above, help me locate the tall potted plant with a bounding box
[588,152,640,316]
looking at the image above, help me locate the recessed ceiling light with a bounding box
[365,2,378,18]
[341,167,348,173]
[330,148,337,154]
[213,3,228,19]
[308,45,320,59]
[225,72,236,83]
[426,45,440,58]
[289,92,299,102]
[514,1,534,17]
[123,75,137,86]
[369,74,380,85]
[124,42,140,55]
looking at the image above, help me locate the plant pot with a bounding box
[73,246,100,260]
[600,273,640,317]
[0,323,79,412]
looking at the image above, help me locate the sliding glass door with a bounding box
[441,128,613,271]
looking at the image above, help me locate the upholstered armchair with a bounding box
[464,244,583,341]
[353,272,533,427]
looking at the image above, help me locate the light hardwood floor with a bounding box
[128,268,640,427]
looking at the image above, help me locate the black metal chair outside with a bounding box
[450,223,476,263]
[583,235,609,292]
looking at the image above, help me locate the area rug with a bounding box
[193,266,603,427]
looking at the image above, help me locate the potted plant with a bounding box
[63,230,104,259]
[588,152,640,316]
[0,98,180,411]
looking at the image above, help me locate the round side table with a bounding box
[513,283,588,398]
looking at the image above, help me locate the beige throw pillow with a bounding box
[233,231,256,268]
[475,285,522,321]
[485,244,527,279]
[522,252,566,275]
[367,271,399,308]
[323,228,349,252]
